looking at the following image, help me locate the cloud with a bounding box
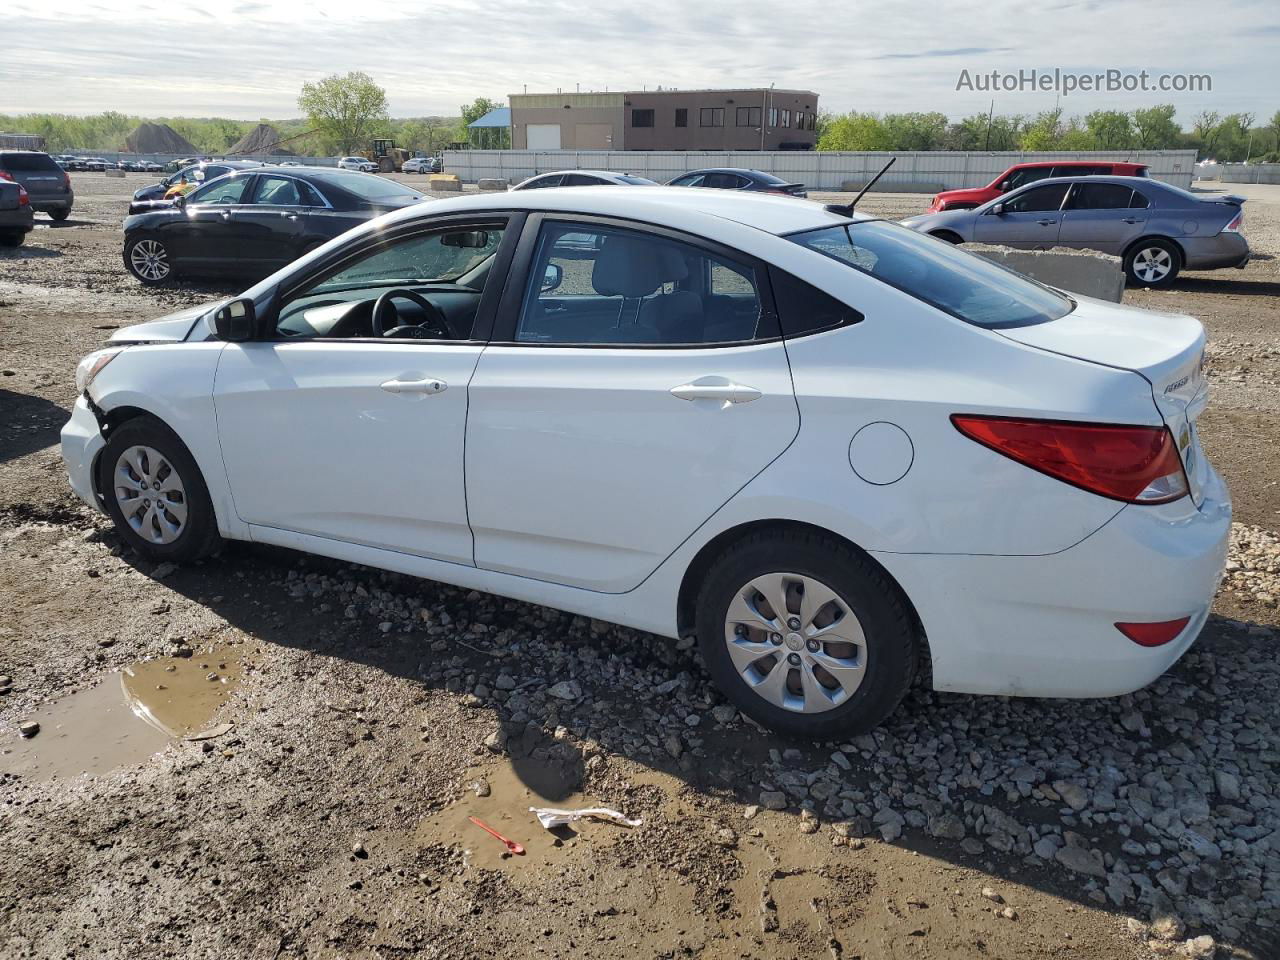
[0,0,1273,121]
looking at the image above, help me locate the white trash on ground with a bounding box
[529,806,643,830]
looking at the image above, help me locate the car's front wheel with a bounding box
[124,235,173,285]
[930,230,964,244]
[98,416,222,563]
[695,529,918,738]
[1124,238,1181,287]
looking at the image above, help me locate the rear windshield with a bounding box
[616,175,656,185]
[0,152,61,171]
[313,171,420,201]
[790,221,1074,329]
[752,170,790,185]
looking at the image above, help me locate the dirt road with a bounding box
[1,172,1277,960]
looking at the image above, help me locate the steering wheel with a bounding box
[371,288,456,340]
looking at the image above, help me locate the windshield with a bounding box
[789,221,1074,329]
[313,171,420,202]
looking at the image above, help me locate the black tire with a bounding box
[930,230,964,245]
[0,232,23,248]
[694,528,917,738]
[49,207,71,222]
[123,233,174,285]
[98,416,222,564]
[1123,238,1181,288]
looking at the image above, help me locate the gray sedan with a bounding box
[901,176,1248,287]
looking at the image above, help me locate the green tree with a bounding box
[1084,110,1134,149]
[817,112,893,151]
[1019,109,1064,150]
[1131,105,1180,149]
[298,72,390,155]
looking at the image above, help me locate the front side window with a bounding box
[1066,183,1135,210]
[700,107,724,127]
[1001,183,1070,213]
[790,221,1073,329]
[516,221,765,346]
[631,108,655,128]
[276,224,507,340]
[189,175,251,205]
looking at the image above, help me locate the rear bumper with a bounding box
[876,465,1231,698]
[59,396,107,513]
[29,197,73,214]
[1182,233,1249,271]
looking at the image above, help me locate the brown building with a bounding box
[509,88,819,151]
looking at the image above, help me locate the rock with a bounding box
[927,813,965,841]
[1127,918,1150,939]
[1033,836,1060,860]
[960,837,984,855]
[1053,780,1090,812]
[981,887,1004,904]
[482,730,504,753]
[494,674,517,691]
[1119,711,1145,733]
[831,750,852,771]
[1213,771,1240,802]
[743,804,760,820]
[473,779,491,798]
[759,791,787,811]
[97,637,116,648]
[663,735,683,759]
[351,842,368,859]
[1150,914,1185,941]
[546,680,581,700]
[714,827,737,848]
[1000,907,1018,921]
[711,705,737,724]
[152,562,176,580]
[19,721,39,738]
[1181,935,1216,958]
[799,810,819,834]
[1055,845,1106,878]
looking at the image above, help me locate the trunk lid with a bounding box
[997,295,1210,504]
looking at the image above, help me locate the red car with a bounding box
[925,160,1149,212]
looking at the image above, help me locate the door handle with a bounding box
[281,212,298,220]
[219,209,231,219]
[1036,218,1057,226]
[1122,217,1143,224]
[670,377,762,404]
[380,377,446,395]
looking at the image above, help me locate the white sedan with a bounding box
[61,187,1229,737]
[337,156,378,172]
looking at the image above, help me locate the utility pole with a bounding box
[984,99,995,150]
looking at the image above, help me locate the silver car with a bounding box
[902,176,1248,287]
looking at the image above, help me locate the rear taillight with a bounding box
[63,172,71,190]
[1115,617,1190,647]
[0,170,12,182]
[951,415,1188,504]
[1222,211,1243,233]
[17,186,29,206]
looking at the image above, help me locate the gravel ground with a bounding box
[1,171,1278,960]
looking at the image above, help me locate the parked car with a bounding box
[130,160,265,209]
[121,166,427,284]
[402,156,442,174]
[59,156,87,171]
[68,186,1227,737]
[513,169,657,189]
[902,176,1248,287]
[137,160,164,173]
[667,168,807,198]
[0,151,74,220]
[925,160,1150,213]
[82,157,108,171]
[0,180,34,246]
[337,156,379,172]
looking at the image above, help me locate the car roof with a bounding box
[382,184,862,235]
[1009,160,1147,169]
[684,167,769,176]
[1020,174,1161,186]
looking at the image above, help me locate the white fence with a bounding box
[440,149,1197,191]
[1219,163,1280,185]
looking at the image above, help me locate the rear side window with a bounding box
[789,221,1073,330]
[770,268,863,337]
[1129,191,1151,209]
[1067,183,1135,210]
[565,174,605,186]
[0,152,61,171]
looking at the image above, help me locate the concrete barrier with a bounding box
[104,168,125,178]
[427,174,462,192]
[841,179,943,194]
[965,244,1124,302]
[477,178,509,191]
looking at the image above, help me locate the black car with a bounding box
[122,166,428,284]
[0,151,74,219]
[130,160,265,209]
[666,167,807,199]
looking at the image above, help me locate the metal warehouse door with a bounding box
[527,124,562,149]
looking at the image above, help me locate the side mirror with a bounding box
[172,193,186,209]
[990,203,1005,216]
[999,180,1010,191]
[212,298,256,342]
[541,263,563,292]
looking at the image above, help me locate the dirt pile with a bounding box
[124,122,199,155]
[227,123,294,156]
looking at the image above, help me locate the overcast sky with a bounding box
[3,0,1276,123]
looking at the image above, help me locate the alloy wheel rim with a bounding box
[723,571,866,714]
[1133,247,1172,283]
[113,445,187,544]
[130,239,170,281]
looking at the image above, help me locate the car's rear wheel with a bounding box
[0,232,23,247]
[49,208,71,222]
[98,416,222,563]
[695,529,917,738]
[124,235,173,285]
[1124,238,1181,288]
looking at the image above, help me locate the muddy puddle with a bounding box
[1,643,247,782]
